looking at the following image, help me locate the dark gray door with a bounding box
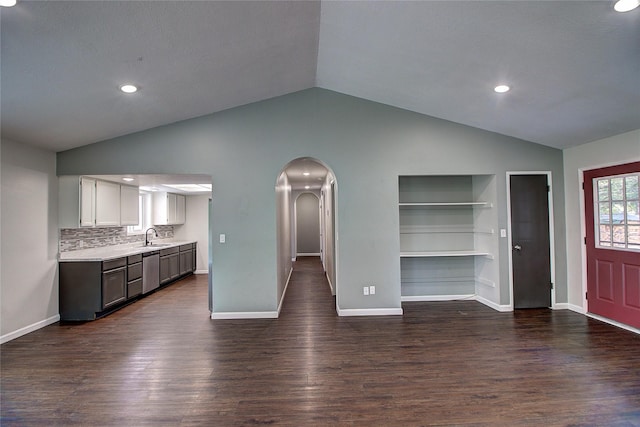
[510,175,552,308]
[296,193,320,255]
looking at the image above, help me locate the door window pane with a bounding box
[628,226,640,247]
[599,203,610,223]
[598,180,610,201]
[611,178,624,200]
[626,176,639,199]
[594,173,640,251]
[628,201,639,224]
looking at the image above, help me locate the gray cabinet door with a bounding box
[169,253,180,280]
[179,250,192,275]
[102,267,126,309]
[160,253,180,284]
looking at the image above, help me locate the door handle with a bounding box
[513,244,522,251]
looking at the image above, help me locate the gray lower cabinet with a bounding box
[127,254,143,299]
[159,247,180,285]
[179,244,193,276]
[60,257,128,321]
[60,242,197,321]
[102,266,127,309]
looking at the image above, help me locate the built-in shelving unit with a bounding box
[398,175,498,301]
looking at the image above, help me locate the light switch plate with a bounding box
[219,234,226,243]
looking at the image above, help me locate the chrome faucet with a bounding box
[145,227,158,246]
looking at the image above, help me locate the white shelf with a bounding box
[399,225,494,234]
[399,201,491,208]
[400,250,493,259]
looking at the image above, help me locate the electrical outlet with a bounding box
[363,286,369,296]
[369,285,376,295]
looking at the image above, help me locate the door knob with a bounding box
[513,244,522,251]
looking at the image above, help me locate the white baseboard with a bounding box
[586,313,640,335]
[277,267,294,316]
[567,303,586,314]
[401,294,512,312]
[1,314,60,344]
[336,306,403,316]
[194,269,208,275]
[297,253,320,257]
[401,294,475,302]
[474,295,512,312]
[552,303,569,310]
[211,311,279,319]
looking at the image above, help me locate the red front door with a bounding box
[584,161,640,329]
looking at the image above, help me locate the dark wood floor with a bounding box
[2,257,640,426]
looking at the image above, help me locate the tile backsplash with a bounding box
[60,225,174,252]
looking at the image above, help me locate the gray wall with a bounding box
[1,139,59,341]
[296,192,320,254]
[57,88,566,314]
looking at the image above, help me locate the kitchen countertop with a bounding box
[59,240,196,262]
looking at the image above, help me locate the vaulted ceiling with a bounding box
[1,1,639,152]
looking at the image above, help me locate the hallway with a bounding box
[2,258,640,426]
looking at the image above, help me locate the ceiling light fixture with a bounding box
[305,186,310,190]
[494,85,510,93]
[120,84,138,94]
[0,0,17,7]
[614,0,639,12]
[122,177,134,182]
[303,172,310,176]
[162,184,211,192]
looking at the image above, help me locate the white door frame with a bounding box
[506,171,557,309]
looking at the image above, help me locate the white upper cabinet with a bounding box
[58,176,138,228]
[95,180,121,226]
[153,192,186,225]
[79,177,96,227]
[175,194,186,224]
[120,184,140,226]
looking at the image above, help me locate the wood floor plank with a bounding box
[2,257,640,426]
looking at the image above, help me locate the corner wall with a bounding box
[174,195,210,273]
[563,129,640,312]
[1,139,59,343]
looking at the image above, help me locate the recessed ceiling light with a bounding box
[303,172,310,176]
[614,0,639,12]
[0,0,17,7]
[305,186,310,190]
[494,85,510,93]
[122,177,134,182]
[120,84,138,94]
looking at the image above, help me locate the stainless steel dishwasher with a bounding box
[142,251,160,294]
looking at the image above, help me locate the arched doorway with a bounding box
[275,157,338,314]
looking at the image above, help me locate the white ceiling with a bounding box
[1,1,639,152]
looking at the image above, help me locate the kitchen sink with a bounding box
[142,243,175,248]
